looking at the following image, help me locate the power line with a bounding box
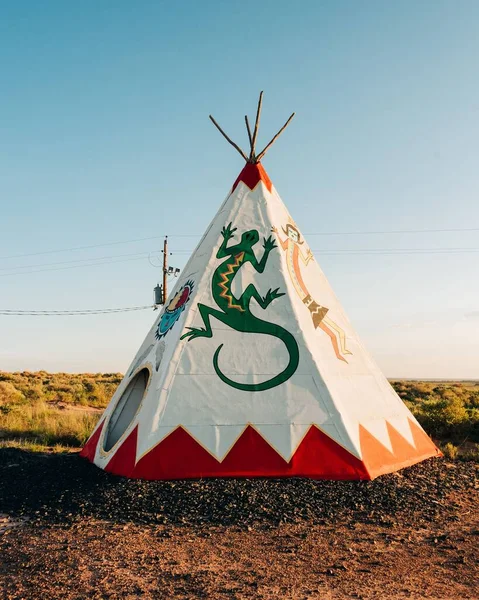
[0,251,152,272]
[0,255,149,277]
[2,226,478,261]
[0,306,154,316]
[2,246,478,277]
[315,247,479,255]
[315,248,479,256]
[169,247,479,256]
[0,236,165,260]
[306,227,479,236]
[1,242,478,278]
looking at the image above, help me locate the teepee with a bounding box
[81,93,440,480]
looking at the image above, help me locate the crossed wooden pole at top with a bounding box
[209,91,295,164]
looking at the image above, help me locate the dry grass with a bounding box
[0,400,101,450]
[0,439,77,453]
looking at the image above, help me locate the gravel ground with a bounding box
[0,450,476,527]
[1,450,478,598]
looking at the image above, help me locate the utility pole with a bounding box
[162,236,168,305]
[153,236,180,309]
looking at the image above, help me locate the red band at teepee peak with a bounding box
[232,162,272,193]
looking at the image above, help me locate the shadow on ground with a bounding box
[1,448,476,528]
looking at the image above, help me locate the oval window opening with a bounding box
[103,368,149,452]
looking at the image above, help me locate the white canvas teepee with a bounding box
[82,94,440,480]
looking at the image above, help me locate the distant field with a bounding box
[1,371,478,459]
[397,379,479,389]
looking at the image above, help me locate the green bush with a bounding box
[391,381,479,445]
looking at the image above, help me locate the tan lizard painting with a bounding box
[272,221,352,363]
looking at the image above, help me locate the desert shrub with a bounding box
[392,381,479,444]
[465,391,479,409]
[0,373,15,382]
[0,370,121,410]
[23,386,44,402]
[441,442,459,460]
[460,443,479,461]
[0,381,24,405]
[391,381,434,405]
[415,396,468,438]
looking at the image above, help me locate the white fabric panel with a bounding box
[254,423,311,462]
[387,415,417,448]
[184,425,247,461]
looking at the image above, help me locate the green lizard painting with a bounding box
[180,222,299,392]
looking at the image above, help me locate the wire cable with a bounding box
[0,251,152,272]
[167,247,479,256]
[0,236,165,260]
[315,247,479,255]
[304,227,479,236]
[0,255,150,277]
[0,306,154,316]
[1,244,478,278]
[2,226,478,261]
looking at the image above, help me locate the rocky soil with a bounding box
[1,450,478,599]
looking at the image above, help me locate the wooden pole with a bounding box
[251,91,263,159]
[245,115,253,157]
[162,236,168,305]
[209,116,249,161]
[256,112,295,162]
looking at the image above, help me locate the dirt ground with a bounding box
[1,451,478,599]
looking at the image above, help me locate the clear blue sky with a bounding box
[1,0,478,378]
